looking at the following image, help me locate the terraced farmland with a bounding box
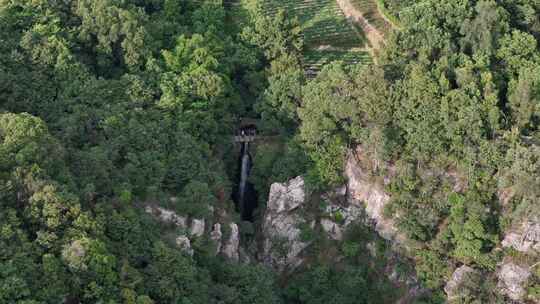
[263,0,372,75]
[349,0,392,34]
[304,49,371,75]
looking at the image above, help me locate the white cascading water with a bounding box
[238,141,250,213]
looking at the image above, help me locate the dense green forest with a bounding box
[1,0,539,303]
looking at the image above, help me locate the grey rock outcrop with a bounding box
[144,206,206,237]
[345,150,405,243]
[261,176,310,271]
[145,205,241,261]
[259,149,426,300]
[175,235,194,256]
[498,262,531,302]
[502,219,540,253]
[223,223,240,261]
[210,223,223,255]
[269,176,305,212]
[260,173,390,272]
[444,265,479,301]
[321,218,343,240]
[322,166,425,302]
[190,218,205,237]
[145,206,187,228]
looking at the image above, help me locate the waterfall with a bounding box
[238,141,251,215]
[233,126,258,221]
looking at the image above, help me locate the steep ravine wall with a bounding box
[259,148,424,302]
[259,146,540,303]
[344,148,406,244]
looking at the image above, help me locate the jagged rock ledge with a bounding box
[260,176,311,272]
[145,205,240,261]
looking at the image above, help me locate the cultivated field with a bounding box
[303,48,371,75]
[263,0,372,75]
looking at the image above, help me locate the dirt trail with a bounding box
[335,0,385,51]
[378,8,399,30]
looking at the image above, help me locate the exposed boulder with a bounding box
[268,176,305,213]
[498,262,531,302]
[320,187,346,241]
[144,206,187,228]
[502,219,540,253]
[223,223,240,261]
[190,218,205,237]
[445,169,467,193]
[444,265,479,301]
[321,218,343,240]
[261,176,310,272]
[175,235,194,256]
[210,223,223,255]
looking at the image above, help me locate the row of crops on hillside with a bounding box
[304,49,371,75]
[263,0,372,75]
[264,0,362,48]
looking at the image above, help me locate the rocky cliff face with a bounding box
[262,147,404,262]
[260,176,367,271]
[260,149,423,301]
[345,149,406,244]
[145,205,240,261]
[346,148,540,303]
[223,223,240,261]
[260,176,311,272]
[146,146,538,303]
[496,218,540,303]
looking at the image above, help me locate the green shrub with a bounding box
[342,241,360,258]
